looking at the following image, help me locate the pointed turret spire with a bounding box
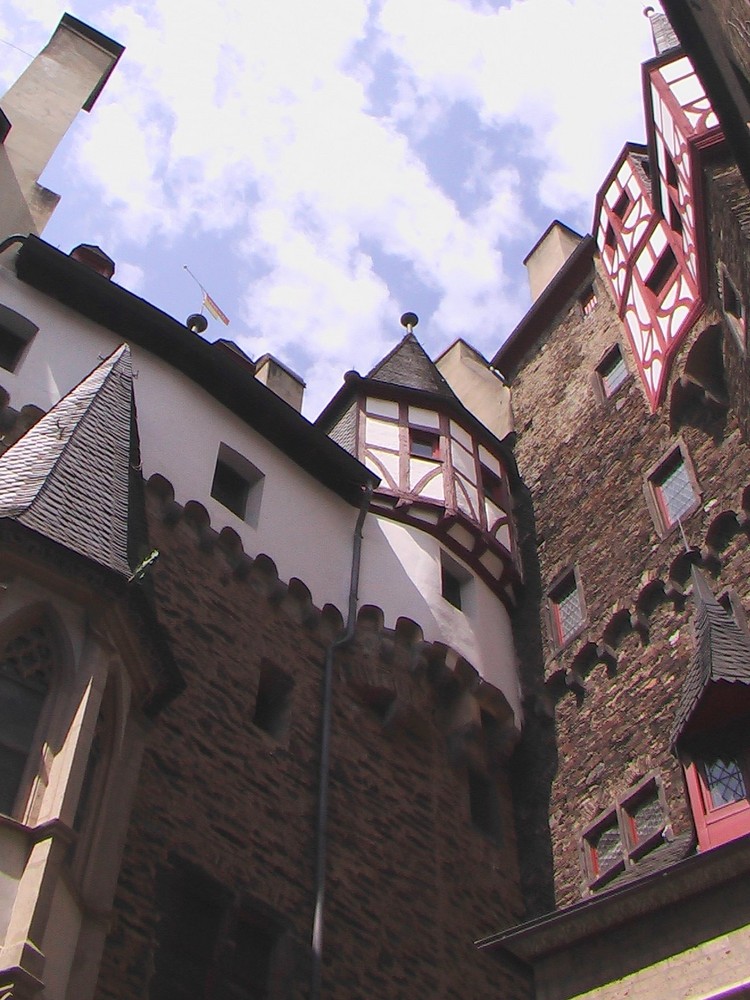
[0,344,138,577]
[367,331,458,401]
[644,6,680,57]
[671,566,750,745]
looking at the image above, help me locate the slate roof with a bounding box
[367,333,459,401]
[0,344,136,578]
[605,832,695,891]
[671,567,750,745]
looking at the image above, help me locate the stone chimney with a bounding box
[523,221,583,302]
[0,14,123,237]
[70,243,115,278]
[255,355,306,412]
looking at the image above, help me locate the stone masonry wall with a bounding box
[93,484,531,1000]
[505,241,750,911]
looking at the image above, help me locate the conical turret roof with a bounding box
[0,344,137,577]
[367,332,459,401]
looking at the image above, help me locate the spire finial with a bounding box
[400,312,419,334]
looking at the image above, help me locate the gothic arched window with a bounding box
[0,621,54,817]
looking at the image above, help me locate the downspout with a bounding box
[0,235,27,255]
[311,480,373,1000]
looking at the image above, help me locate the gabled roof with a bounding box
[0,344,136,577]
[671,567,750,745]
[367,333,458,400]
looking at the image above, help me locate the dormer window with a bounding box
[410,428,440,460]
[674,568,750,852]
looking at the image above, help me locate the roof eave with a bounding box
[14,237,378,505]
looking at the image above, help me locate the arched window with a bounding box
[0,621,54,817]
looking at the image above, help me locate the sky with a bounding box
[0,0,658,417]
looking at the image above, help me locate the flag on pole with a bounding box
[202,290,230,326]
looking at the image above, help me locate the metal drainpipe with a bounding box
[0,235,27,255]
[311,480,373,1000]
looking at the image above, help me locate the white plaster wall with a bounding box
[359,516,522,724]
[0,268,359,613]
[0,267,523,714]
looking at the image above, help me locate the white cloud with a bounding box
[3,0,658,415]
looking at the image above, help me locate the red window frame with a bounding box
[409,428,441,460]
[548,569,586,649]
[684,752,750,851]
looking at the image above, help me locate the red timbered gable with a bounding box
[318,333,520,607]
[595,51,721,411]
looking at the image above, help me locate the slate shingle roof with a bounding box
[0,344,135,577]
[367,333,458,400]
[671,567,750,745]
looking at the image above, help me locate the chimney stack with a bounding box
[0,14,123,237]
[255,355,306,412]
[523,221,583,302]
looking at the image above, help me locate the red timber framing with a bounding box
[595,49,723,412]
[354,390,520,610]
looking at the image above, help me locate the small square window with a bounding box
[410,428,440,460]
[211,443,264,526]
[645,246,677,297]
[597,346,629,398]
[0,305,38,373]
[580,285,597,316]
[253,661,293,740]
[647,447,699,532]
[549,570,585,647]
[441,552,471,612]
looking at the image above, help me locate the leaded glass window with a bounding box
[552,574,585,645]
[0,622,54,816]
[654,453,696,525]
[704,756,747,809]
[629,793,665,842]
[591,821,621,874]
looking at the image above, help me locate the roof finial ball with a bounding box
[400,311,419,334]
[643,5,655,17]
